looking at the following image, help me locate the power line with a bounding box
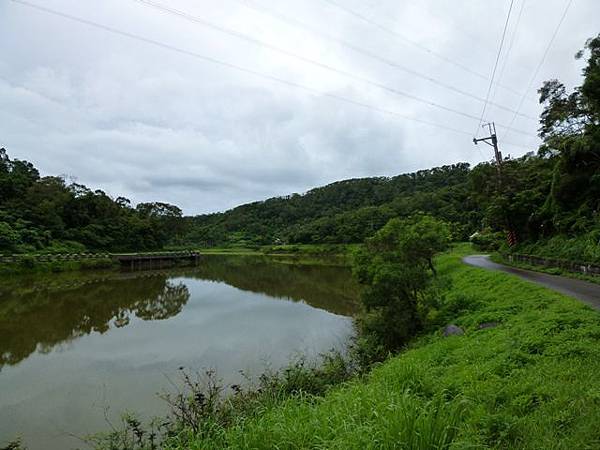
[230,0,537,121]
[320,0,534,102]
[474,0,515,136]
[503,0,574,140]
[9,0,539,146]
[7,0,477,137]
[490,0,527,109]
[363,0,536,104]
[130,0,537,129]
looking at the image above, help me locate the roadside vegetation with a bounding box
[85,240,600,449]
[507,234,600,265]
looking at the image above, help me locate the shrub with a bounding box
[352,215,450,361]
[0,221,21,253]
[470,228,504,251]
[88,352,355,450]
[17,256,35,269]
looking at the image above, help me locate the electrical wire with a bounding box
[474,0,515,136]
[230,0,537,121]
[503,0,574,140]
[8,0,538,145]
[320,0,534,102]
[8,0,476,137]
[490,0,528,109]
[130,0,536,128]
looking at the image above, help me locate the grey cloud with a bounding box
[1,0,598,214]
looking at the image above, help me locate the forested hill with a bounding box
[181,163,479,246]
[0,148,184,253]
[178,144,594,255]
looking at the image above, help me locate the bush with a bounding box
[17,256,35,269]
[0,221,21,253]
[513,230,600,263]
[41,240,87,254]
[88,352,355,449]
[352,215,450,361]
[470,228,504,251]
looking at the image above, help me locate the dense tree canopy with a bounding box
[181,163,477,247]
[352,215,450,360]
[0,148,183,253]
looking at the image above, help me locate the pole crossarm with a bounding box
[472,136,496,147]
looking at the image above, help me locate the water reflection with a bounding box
[191,255,359,316]
[0,256,357,370]
[0,276,190,369]
[0,256,357,450]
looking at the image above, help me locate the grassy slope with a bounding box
[174,245,600,449]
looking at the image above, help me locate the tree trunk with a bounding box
[428,258,437,276]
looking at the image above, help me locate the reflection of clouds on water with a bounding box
[0,259,357,450]
[151,280,353,377]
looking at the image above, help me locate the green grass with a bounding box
[168,244,600,449]
[198,244,356,257]
[197,244,355,267]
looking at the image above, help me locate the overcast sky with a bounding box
[1,0,598,214]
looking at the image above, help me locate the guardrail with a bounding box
[0,251,200,264]
[505,253,600,276]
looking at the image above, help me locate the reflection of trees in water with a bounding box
[133,282,190,320]
[0,257,356,370]
[188,256,359,316]
[0,275,189,369]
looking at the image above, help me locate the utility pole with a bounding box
[472,122,517,247]
[473,122,503,178]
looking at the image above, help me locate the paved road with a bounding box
[463,255,600,310]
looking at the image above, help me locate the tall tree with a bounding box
[352,215,450,361]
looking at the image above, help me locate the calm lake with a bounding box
[0,256,359,450]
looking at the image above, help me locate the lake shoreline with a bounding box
[125,244,600,449]
[0,244,354,275]
[0,255,358,450]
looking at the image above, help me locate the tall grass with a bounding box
[166,244,600,449]
[90,244,600,449]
